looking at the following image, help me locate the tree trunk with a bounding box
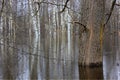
[79,0,105,66]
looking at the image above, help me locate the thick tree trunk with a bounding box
[79,0,105,66]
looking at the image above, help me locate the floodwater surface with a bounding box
[79,67,103,80]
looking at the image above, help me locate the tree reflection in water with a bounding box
[103,49,120,80]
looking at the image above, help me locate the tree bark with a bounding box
[79,0,105,66]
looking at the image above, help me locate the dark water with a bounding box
[79,67,103,80]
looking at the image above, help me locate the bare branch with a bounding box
[69,21,88,32]
[34,1,81,14]
[104,0,116,26]
[34,1,64,6]
[115,3,120,6]
[59,0,70,13]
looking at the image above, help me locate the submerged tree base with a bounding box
[79,62,102,68]
[79,66,103,79]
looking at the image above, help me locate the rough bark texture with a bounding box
[79,0,105,66]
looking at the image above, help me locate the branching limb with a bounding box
[34,0,80,15]
[35,0,70,12]
[59,0,70,13]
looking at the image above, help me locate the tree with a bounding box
[79,0,105,66]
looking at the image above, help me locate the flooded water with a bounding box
[79,67,103,79]
[103,50,120,80]
[0,36,120,80]
[0,49,120,80]
[0,43,120,80]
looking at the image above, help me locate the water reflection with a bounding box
[0,34,119,80]
[0,44,120,80]
[103,49,120,80]
[0,42,120,80]
[14,44,80,80]
[79,67,103,80]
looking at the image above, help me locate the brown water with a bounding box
[79,67,103,80]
